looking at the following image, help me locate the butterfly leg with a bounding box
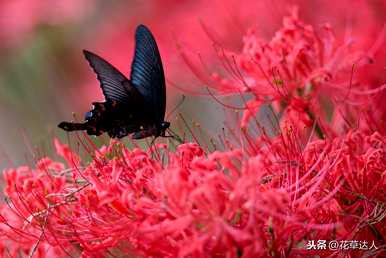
[132,126,157,139]
[165,128,184,143]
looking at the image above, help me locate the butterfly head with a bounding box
[84,111,93,120]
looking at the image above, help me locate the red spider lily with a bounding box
[181,7,385,138]
[0,129,384,257]
[1,3,385,258]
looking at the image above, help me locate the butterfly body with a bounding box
[58,25,170,140]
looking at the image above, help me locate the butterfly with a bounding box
[58,24,171,140]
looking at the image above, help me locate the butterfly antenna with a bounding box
[166,95,186,120]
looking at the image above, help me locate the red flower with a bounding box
[0,129,384,257]
[184,7,385,137]
[1,3,385,257]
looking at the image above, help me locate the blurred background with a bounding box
[0,0,385,169]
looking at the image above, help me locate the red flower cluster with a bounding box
[194,8,385,136]
[0,130,384,257]
[1,5,385,258]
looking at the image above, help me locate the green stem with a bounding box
[305,107,324,139]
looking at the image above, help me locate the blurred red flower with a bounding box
[0,0,93,47]
[185,7,385,137]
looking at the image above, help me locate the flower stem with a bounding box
[305,107,324,139]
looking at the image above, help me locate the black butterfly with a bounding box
[58,24,171,140]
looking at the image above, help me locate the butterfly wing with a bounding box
[130,24,166,125]
[83,50,140,104]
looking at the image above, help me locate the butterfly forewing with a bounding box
[130,24,166,125]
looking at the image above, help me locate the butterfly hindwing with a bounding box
[83,50,134,104]
[130,24,166,125]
